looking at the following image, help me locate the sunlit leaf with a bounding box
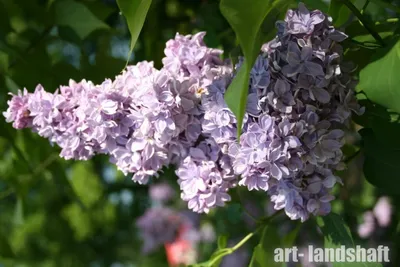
[116,0,152,63]
[329,0,353,27]
[220,0,292,136]
[358,38,400,113]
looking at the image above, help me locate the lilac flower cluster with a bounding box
[3,3,362,222]
[226,2,363,222]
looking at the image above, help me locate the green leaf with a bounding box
[225,203,243,224]
[282,223,301,248]
[301,0,329,12]
[317,213,383,267]
[84,1,116,21]
[353,100,400,149]
[317,213,354,248]
[220,0,292,136]
[249,224,283,267]
[62,203,93,241]
[116,0,152,63]
[55,0,109,40]
[358,39,400,114]
[352,100,391,128]
[370,117,400,149]
[70,162,104,208]
[317,213,355,267]
[360,128,400,195]
[0,232,14,258]
[329,0,353,27]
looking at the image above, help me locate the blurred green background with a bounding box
[0,0,400,266]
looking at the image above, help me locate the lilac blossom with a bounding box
[176,142,235,213]
[3,88,32,129]
[284,2,325,35]
[3,3,363,222]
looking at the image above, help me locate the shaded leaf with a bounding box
[0,232,14,258]
[360,128,400,195]
[55,0,109,40]
[84,1,116,21]
[249,224,283,267]
[301,0,329,12]
[282,222,301,247]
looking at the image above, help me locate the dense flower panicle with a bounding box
[176,140,235,213]
[215,2,363,222]
[3,3,363,221]
[162,32,224,84]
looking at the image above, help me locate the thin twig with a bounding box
[345,149,361,164]
[195,211,282,267]
[339,0,385,46]
[361,0,370,14]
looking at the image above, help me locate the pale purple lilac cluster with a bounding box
[3,3,362,222]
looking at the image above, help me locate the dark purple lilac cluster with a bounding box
[3,3,362,222]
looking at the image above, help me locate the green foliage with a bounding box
[317,213,383,267]
[330,0,353,27]
[55,0,110,40]
[70,162,104,208]
[217,235,228,250]
[360,128,400,195]
[0,232,15,258]
[248,224,283,267]
[358,38,400,113]
[116,0,152,63]
[220,0,293,136]
[317,213,354,248]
